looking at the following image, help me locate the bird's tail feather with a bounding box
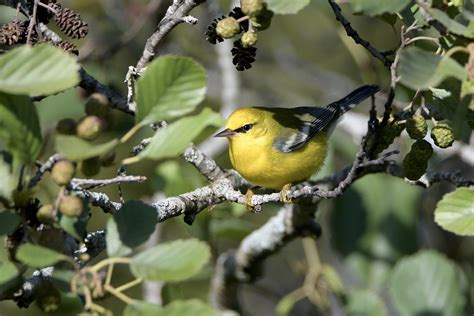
[335,85,380,114]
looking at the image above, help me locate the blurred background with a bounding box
[0,0,473,315]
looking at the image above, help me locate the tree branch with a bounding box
[29,153,63,188]
[327,0,392,68]
[79,68,132,115]
[71,175,147,190]
[135,0,205,72]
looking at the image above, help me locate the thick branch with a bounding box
[183,145,225,182]
[79,68,132,115]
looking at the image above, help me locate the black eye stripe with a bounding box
[235,123,254,133]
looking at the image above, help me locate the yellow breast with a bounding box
[229,132,328,190]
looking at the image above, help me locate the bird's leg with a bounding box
[244,186,259,212]
[279,183,293,203]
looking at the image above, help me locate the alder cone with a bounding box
[0,20,28,45]
[55,40,79,55]
[51,3,88,39]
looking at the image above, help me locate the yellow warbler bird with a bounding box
[214,85,380,191]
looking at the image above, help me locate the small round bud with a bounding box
[250,8,273,31]
[216,17,241,39]
[406,115,427,140]
[59,195,83,217]
[431,122,454,148]
[85,93,110,118]
[37,204,56,224]
[81,156,101,177]
[241,31,258,47]
[76,116,103,140]
[51,160,75,186]
[411,139,433,161]
[241,0,264,18]
[100,151,116,167]
[402,153,428,181]
[56,118,77,135]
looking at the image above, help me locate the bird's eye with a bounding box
[243,124,253,132]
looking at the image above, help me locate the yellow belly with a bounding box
[229,133,328,190]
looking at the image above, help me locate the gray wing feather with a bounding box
[273,106,337,153]
[273,85,380,153]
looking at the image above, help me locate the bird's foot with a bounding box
[244,187,258,212]
[279,183,293,203]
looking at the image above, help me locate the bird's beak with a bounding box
[214,128,236,137]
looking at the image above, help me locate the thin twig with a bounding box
[26,0,38,44]
[28,154,64,188]
[327,0,392,67]
[135,0,204,72]
[71,175,147,190]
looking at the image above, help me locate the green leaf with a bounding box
[131,239,210,282]
[106,218,132,257]
[136,55,207,124]
[137,108,222,161]
[434,188,474,236]
[398,47,467,90]
[266,0,310,14]
[389,250,465,316]
[0,157,16,200]
[0,261,19,286]
[55,135,118,161]
[124,301,162,316]
[124,300,217,316]
[16,244,71,268]
[0,210,20,235]
[427,8,474,38]
[0,93,42,164]
[346,289,387,316]
[115,201,157,247]
[0,44,80,96]
[106,200,157,257]
[0,260,20,296]
[350,0,411,15]
[160,300,216,316]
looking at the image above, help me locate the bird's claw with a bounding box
[245,188,256,212]
[279,183,293,203]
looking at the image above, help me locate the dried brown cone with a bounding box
[0,20,28,45]
[55,40,79,55]
[51,3,88,39]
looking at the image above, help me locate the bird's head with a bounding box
[214,108,268,141]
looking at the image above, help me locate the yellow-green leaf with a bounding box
[136,55,207,124]
[0,44,80,96]
[131,239,210,282]
[55,135,118,161]
[16,244,71,268]
[434,188,474,236]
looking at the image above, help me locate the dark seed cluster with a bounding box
[205,3,272,71]
[231,39,257,71]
